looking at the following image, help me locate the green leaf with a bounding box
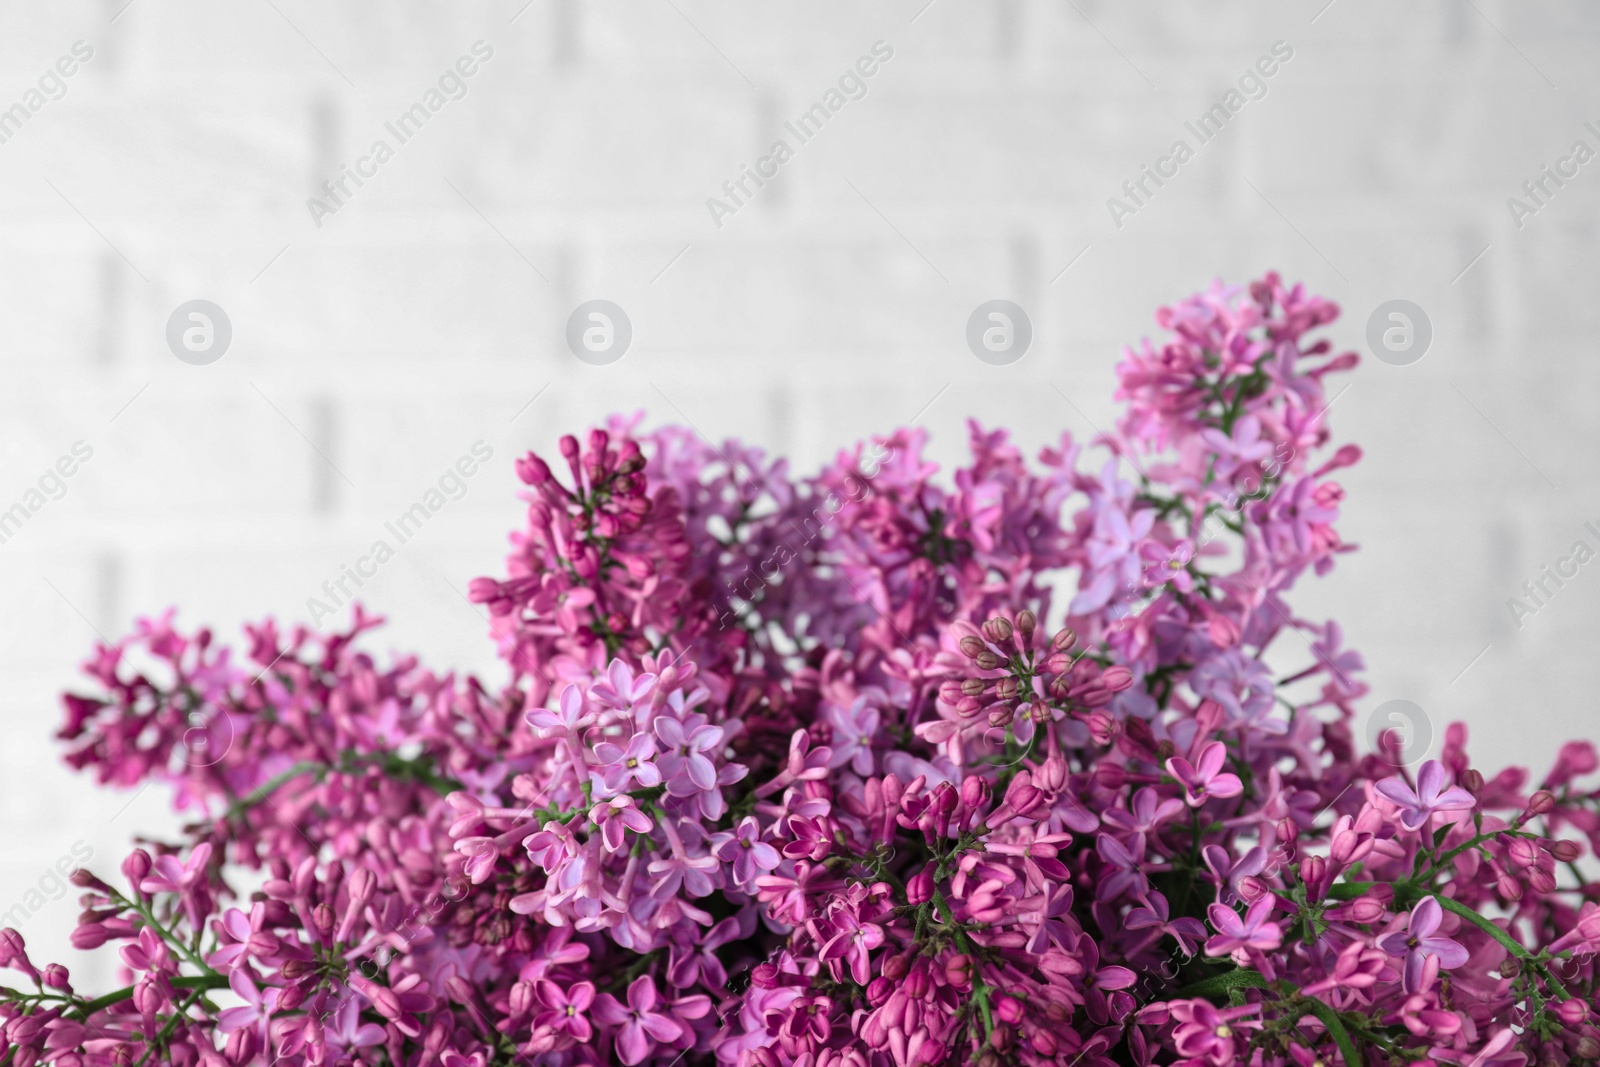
[1302,995,1363,1067]
[1174,967,1270,999]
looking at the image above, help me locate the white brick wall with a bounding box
[3,0,1599,979]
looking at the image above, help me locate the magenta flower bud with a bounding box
[311,902,335,938]
[1031,1030,1059,1057]
[521,454,560,486]
[1096,763,1127,791]
[42,964,71,992]
[1005,772,1044,817]
[1051,627,1077,652]
[121,850,152,892]
[1528,867,1557,894]
[1299,855,1326,888]
[70,922,109,950]
[993,994,1023,1025]
[1524,790,1556,818]
[981,617,1013,645]
[1346,892,1388,923]
[916,1041,945,1064]
[906,864,935,906]
[882,953,910,981]
[1037,756,1067,794]
[904,966,931,1000]
[1555,997,1589,1024]
[961,775,987,809]
[558,434,580,459]
[1237,875,1268,902]
[944,953,974,989]
[1277,817,1298,845]
[133,977,166,1016]
[750,962,779,988]
[1497,873,1524,901]
[509,981,536,1017]
[987,707,1014,728]
[68,869,104,890]
[974,650,1000,671]
[1015,610,1036,640]
[279,981,307,1011]
[958,636,986,660]
[224,1027,257,1066]
[1100,666,1134,691]
[1461,768,1485,794]
[1550,839,1582,863]
[865,976,893,1007]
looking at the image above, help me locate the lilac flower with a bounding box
[527,683,594,740]
[215,969,280,1036]
[1205,897,1282,957]
[535,980,596,1041]
[1124,892,1208,956]
[1167,741,1245,807]
[823,697,880,776]
[710,816,780,889]
[592,733,661,793]
[1380,896,1470,993]
[819,909,885,985]
[653,714,723,794]
[589,796,652,852]
[326,996,386,1052]
[1375,760,1476,831]
[592,976,683,1065]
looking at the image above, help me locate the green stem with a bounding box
[929,888,994,1041]
[68,975,230,1020]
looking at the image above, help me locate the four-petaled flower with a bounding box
[1167,742,1245,807]
[592,976,683,1066]
[593,733,661,793]
[1205,897,1282,958]
[1375,760,1476,832]
[710,816,780,889]
[534,979,596,1041]
[1380,896,1469,993]
[589,796,653,853]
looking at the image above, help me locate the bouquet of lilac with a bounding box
[8,274,1597,1067]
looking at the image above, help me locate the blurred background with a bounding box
[3,0,1598,982]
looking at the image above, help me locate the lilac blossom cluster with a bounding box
[7,275,1598,1067]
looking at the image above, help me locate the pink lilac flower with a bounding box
[1205,897,1283,957]
[1167,742,1245,807]
[13,276,1587,1067]
[592,976,683,1065]
[1380,896,1470,993]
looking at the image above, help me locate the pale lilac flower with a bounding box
[1167,741,1244,807]
[654,714,722,794]
[1375,760,1476,831]
[710,816,780,888]
[1205,897,1282,957]
[1380,896,1469,993]
[593,733,661,793]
